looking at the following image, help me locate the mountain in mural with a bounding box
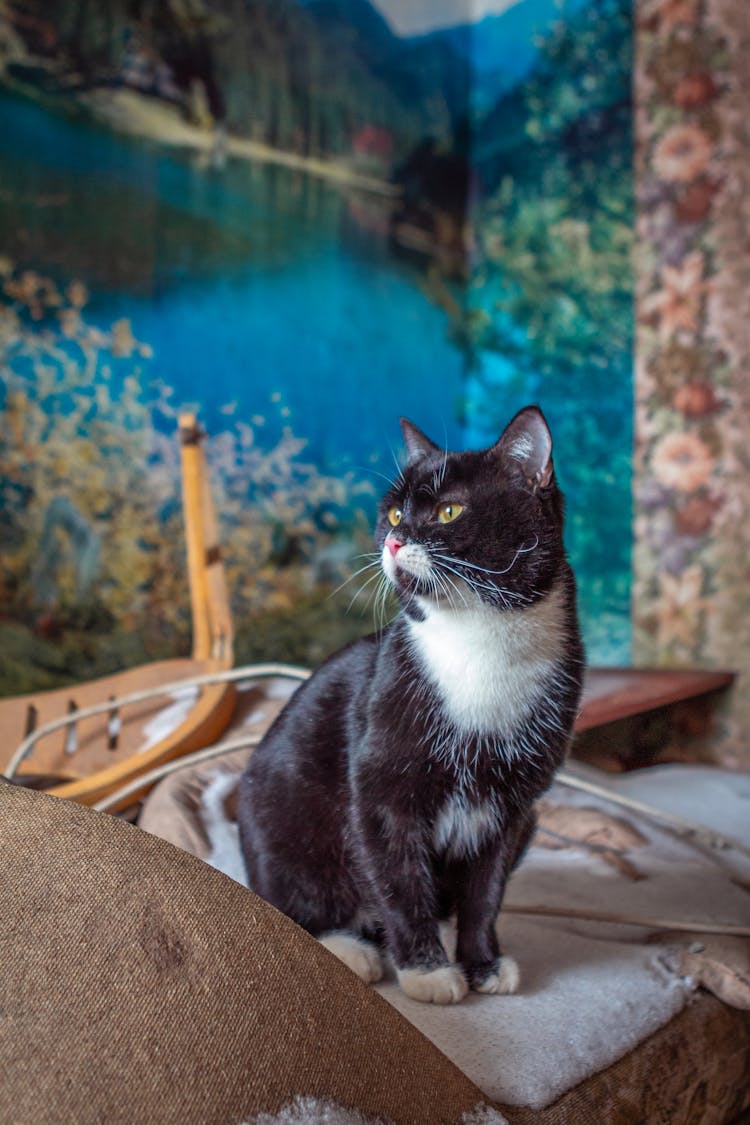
[6,0,600,172]
[303,0,471,128]
[303,0,398,65]
[301,0,593,128]
[408,0,589,110]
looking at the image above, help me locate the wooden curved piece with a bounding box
[1,414,235,808]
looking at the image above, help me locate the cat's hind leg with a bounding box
[318,931,384,984]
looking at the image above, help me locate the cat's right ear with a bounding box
[494,406,554,489]
[400,418,441,463]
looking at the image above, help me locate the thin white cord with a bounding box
[92,734,263,812]
[3,663,310,780]
[503,903,750,938]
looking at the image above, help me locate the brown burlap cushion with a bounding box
[4,777,750,1125]
[0,780,492,1125]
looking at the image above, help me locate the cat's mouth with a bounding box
[382,541,433,591]
[381,541,467,605]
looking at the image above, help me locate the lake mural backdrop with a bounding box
[0,0,633,694]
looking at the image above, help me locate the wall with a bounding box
[0,0,634,693]
[634,0,750,765]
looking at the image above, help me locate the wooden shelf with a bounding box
[575,667,734,733]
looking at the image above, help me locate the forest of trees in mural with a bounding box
[4,0,470,158]
[0,0,633,693]
[465,0,633,655]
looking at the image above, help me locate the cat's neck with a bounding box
[404,582,570,738]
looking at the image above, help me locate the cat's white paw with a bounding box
[474,955,520,995]
[318,932,384,984]
[397,964,469,1005]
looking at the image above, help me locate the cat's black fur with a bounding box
[237,406,584,1003]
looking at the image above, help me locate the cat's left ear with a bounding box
[494,406,554,489]
[400,418,441,463]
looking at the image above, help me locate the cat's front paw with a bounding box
[473,955,520,995]
[319,932,384,984]
[397,964,469,1005]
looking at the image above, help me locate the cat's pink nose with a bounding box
[387,537,403,557]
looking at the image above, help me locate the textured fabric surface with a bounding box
[0,779,488,1125]
[138,745,248,860]
[141,750,750,1110]
[658,932,750,1010]
[379,916,691,1108]
[4,774,749,1125]
[363,759,750,1107]
[505,993,750,1125]
[244,1095,509,1124]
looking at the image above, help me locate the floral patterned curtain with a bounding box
[634,0,750,766]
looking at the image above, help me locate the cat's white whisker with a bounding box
[433,558,503,605]
[373,573,396,635]
[331,559,391,620]
[372,578,386,632]
[346,568,389,617]
[441,574,467,612]
[328,556,382,602]
[431,448,449,495]
[426,563,454,610]
[433,536,539,580]
[357,464,404,490]
[431,561,473,610]
[387,442,407,487]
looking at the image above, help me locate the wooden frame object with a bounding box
[0,414,236,809]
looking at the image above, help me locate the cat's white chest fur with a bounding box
[433,793,497,858]
[407,584,567,738]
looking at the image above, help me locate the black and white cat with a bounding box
[237,406,584,1005]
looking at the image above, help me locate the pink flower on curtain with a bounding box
[652,123,713,183]
[656,566,709,647]
[651,431,715,492]
[639,0,699,33]
[641,251,711,339]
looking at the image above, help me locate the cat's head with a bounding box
[376,406,569,615]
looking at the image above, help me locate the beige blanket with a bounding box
[138,677,750,1109]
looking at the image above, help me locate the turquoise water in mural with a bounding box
[0,90,466,465]
[0,88,631,664]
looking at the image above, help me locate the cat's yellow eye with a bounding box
[436,502,463,525]
[388,506,403,527]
